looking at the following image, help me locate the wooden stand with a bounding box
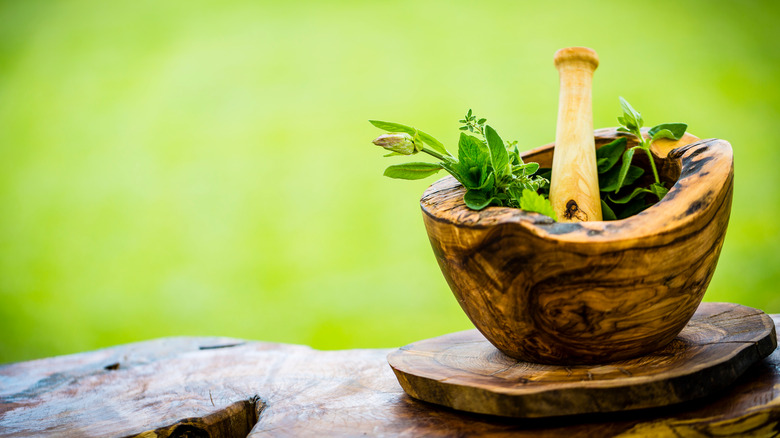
[2,303,780,437]
[388,303,777,418]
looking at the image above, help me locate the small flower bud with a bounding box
[372,132,419,155]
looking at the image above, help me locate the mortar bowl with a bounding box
[421,128,733,364]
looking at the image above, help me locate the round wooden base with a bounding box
[388,303,777,418]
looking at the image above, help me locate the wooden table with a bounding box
[2,315,780,437]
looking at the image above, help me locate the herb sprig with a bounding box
[599,98,687,219]
[370,110,556,220]
[370,101,688,222]
[614,97,687,202]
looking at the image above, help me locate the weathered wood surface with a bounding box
[388,303,776,418]
[421,129,734,363]
[550,46,602,222]
[1,307,780,437]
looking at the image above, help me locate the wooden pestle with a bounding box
[549,47,602,222]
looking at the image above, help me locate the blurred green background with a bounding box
[1,0,779,363]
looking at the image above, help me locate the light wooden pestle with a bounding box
[549,47,602,222]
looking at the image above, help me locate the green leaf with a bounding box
[463,189,495,210]
[383,162,442,180]
[649,182,669,200]
[609,187,649,204]
[513,162,540,176]
[596,138,627,173]
[477,118,487,124]
[601,199,617,220]
[456,133,490,188]
[600,164,643,192]
[649,129,675,142]
[369,120,450,157]
[484,125,510,178]
[458,133,488,169]
[383,151,403,157]
[475,172,495,191]
[614,148,637,193]
[523,162,540,175]
[617,196,648,219]
[649,123,687,140]
[619,97,643,129]
[616,127,631,133]
[440,161,467,186]
[519,189,557,220]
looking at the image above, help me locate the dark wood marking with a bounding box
[564,199,587,221]
[546,222,583,235]
[388,303,777,418]
[420,128,734,363]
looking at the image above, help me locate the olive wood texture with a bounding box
[2,305,780,437]
[550,46,602,221]
[388,303,776,418]
[421,128,733,364]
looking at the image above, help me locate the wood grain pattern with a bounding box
[421,128,734,364]
[2,308,780,437]
[388,303,776,418]
[550,46,602,221]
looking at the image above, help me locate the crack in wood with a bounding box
[128,397,265,438]
[198,343,246,350]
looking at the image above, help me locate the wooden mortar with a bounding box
[420,129,733,364]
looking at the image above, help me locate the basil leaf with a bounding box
[513,162,540,176]
[484,125,510,178]
[596,138,627,172]
[383,162,442,180]
[619,97,642,129]
[458,133,487,166]
[617,196,647,219]
[609,187,650,204]
[649,129,676,143]
[463,189,495,210]
[600,165,644,192]
[456,133,490,188]
[601,199,617,221]
[614,148,636,193]
[369,120,450,157]
[440,161,467,186]
[649,182,669,200]
[474,172,495,191]
[648,123,687,140]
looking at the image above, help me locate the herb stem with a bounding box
[422,147,448,161]
[634,129,660,184]
[643,147,661,185]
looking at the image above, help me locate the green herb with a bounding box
[593,98,688,219]
[369,110,556,220]
[615,97,687,199]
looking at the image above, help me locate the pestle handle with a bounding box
[549,47,602,222]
